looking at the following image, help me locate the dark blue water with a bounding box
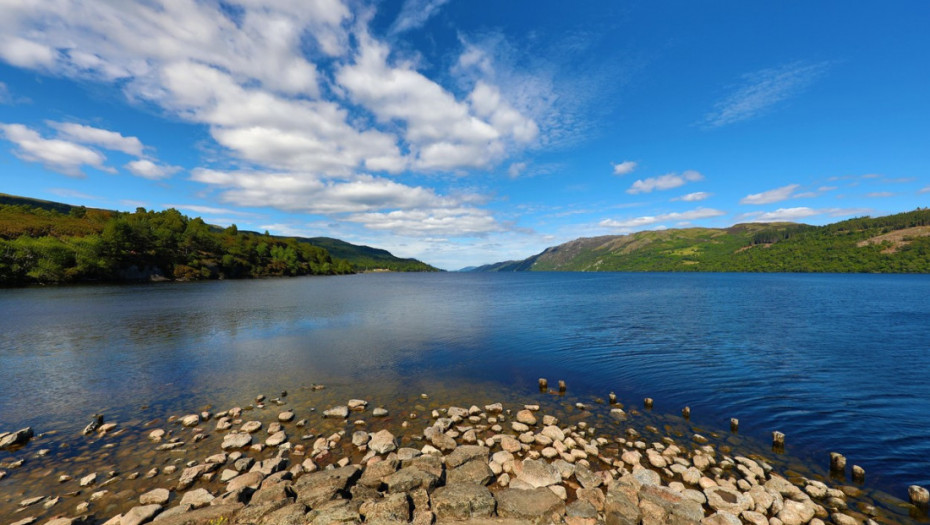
[1,272,928,497]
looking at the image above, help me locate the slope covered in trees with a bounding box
[472,209,930,273]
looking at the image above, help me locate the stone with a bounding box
[433,483,496,520]
[567,499,598,519]
[500,435,522,453]
[446,445,491,468]
[541,425,565,442]
[227,470,265,492]
[496,487,566,521]
[180,414,200,427]
[121,504,162,525]
[266,430,287,447]
[0,427,33,450]
[574,464,602,489]
[221,432,252,450]
[80,472,97,487]
[639,484,705,524]
[368,429,397,454]
[358,458,399,487]
[307,500,360,525]
[323,406,349,418]
[705,486,753,514]
[516,459,562,488]
[701,511,741,525]
[278,410,295,422]
[632,468,661,487]
[352,430,370,447]
[740,511,769,525]
[447,458,494,485]
[139,488,170,505]
[251,482,296,505]
[179,488,214,509]
[240,421,262,433]
[177,464,213,490]
[372,407,389,417]
[252,502,309,525]
[348,399,368,410]
[516,409,537,425]
[360,492,410,522]
[384,466,440,494]
[147,429,165,441]
[294,465,361,507]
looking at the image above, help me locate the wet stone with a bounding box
[432,483,496,520]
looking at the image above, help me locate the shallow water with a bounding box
[1,272,929,501]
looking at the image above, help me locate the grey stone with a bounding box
[251,482,296,505]
[227,471,265,492]
[447,459,494,485]
[384,466,440,494]
[445,445,490,468]
[359,492,410,522]
[639,484,705,524]
[517,459,562,488]
[358,458,399,488]
[179,488,214,509]
[704,486,752,514]
[257,502,309,525]
[323,406,349,418]
[0,427,33,450]
[368,429,397,454]
[432,483,496,520]
[221,432,252,450]
[701,511,741,525]
[266,430,287,447]
[496,487,565,521]
[294,465,361,507]
[566,499,598,519]
[574,464,602,489]
[180,414,200,427]
[307,500,360,525]
[121,504,162,525]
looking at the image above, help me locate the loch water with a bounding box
[1,272,928,498]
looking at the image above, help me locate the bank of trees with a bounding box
[0,205,353,285]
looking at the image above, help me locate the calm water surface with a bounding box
[1,272,928,497]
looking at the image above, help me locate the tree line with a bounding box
[0,204,353,285]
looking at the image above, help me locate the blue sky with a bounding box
[0,1,928,269]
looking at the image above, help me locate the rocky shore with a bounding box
[1,387,927,525]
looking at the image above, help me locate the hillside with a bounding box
[472,209,930,273]
[301,237,436,272]
[0,193,435,285]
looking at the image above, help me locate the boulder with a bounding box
[368,429,397,454]
[121,504,162,525]
[323,406,349,419]
[179,488,214,509]
[516,459,562,488]
[180,414,200,427]
[384,466,440,494]
[445,445,491,468]
[432,483,496,520]
[221,432,252,450]
[294,465,361,507]
[496,487,566,521]
[0,428,34,450]
[359,492,410,522]
[139,488,170,505]
[447,458,494,485]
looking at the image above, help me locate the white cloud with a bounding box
[612,160,637,176]
[599,208,726,230]
[389,0,451,35]
[919,186,930,194]
[673,191,712,202]
[0,36,56,68]
[163,204,262,218]
[347,208,503,237]
[507,162,527,178]
[48,121,144,156]
[866,192,895,198]
[739,184,800,205]
[742,207,820,222]
[0,123,111,177]
[704,61,829,127]
[125,159,181,180]
[626,170,703,194]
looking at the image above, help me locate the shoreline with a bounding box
[1,384,927,525]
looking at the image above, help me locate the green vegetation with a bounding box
[302,237,437,272]
[473,209,930,273]
[0,201,353,285]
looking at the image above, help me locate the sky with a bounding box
[0,1,928,270]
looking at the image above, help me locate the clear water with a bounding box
[1,272,929,500]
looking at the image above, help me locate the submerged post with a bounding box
[852,465,865,482]
[772,431,785,450]
[558,380,566,393]
[538,378,548,391]
[730,418,739,433]
[609,392,617,404]
[644,398,654,409]
[681,406,691,419]
[830,452,847,473]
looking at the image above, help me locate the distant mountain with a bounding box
[471,209,930,273]
[299,237,436,272]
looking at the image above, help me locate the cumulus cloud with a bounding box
[599,208,726,230]
[739,184,799,205]
[48,121,144,156]
[703,61,829,127]
[626,170,703,195]
[125,159,181,180]
[612,160,637,176]
[0,123,111,177]
[737,206,871,223]
[673,191,712,202]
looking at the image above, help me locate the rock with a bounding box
[632,468,661,487]
[266,430,287,447]
[146,503,242,525]
[139,488,170,505]
[79,472,97,487]
[574,464,602,489]
[177,464,213,490]
[179,414,200,427]
[293,465,361,507]
[639,484,705,524]
[368,429,397,454]
[227,471,265,492]
[306,499,360,524]
[740,511,769,525]
[701,511,742,525]
[384,465,440,494]
[0,427,34,450]
[179,488,214,509]
[147,429,165,442]
[240,420,262,433]
[251,482,296,505]
[541,425,565,442]
[705,486,753,514]
[500,435,522,453]
[221,432,252,450]
[348,399,368,410]
[516,410,538,425]
[433,483,497,519]
[121,503,162,525]
[516,459,562,488]
[359,492,410,522]
[20,495,44,507]
[323,406,349,418]
[447,458,494,485]
[446,445,491,468]
[278,410,295,422]
[372,407,389,417]
[352,430,370,447]
[496,487,566,521]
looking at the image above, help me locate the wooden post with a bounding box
[730,418,739,432]
[830,452,846,473]
[558,380,566,393]
[538,378,548,390]
[644,398,654,409]
[681,406,691,419]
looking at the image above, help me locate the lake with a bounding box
[1,272,929,501]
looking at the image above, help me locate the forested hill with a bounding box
[0,194,435,286]
[472,209,930,273]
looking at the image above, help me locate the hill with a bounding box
[301,237,436,272]
[0,193,435,285]
[472,209,930,273]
